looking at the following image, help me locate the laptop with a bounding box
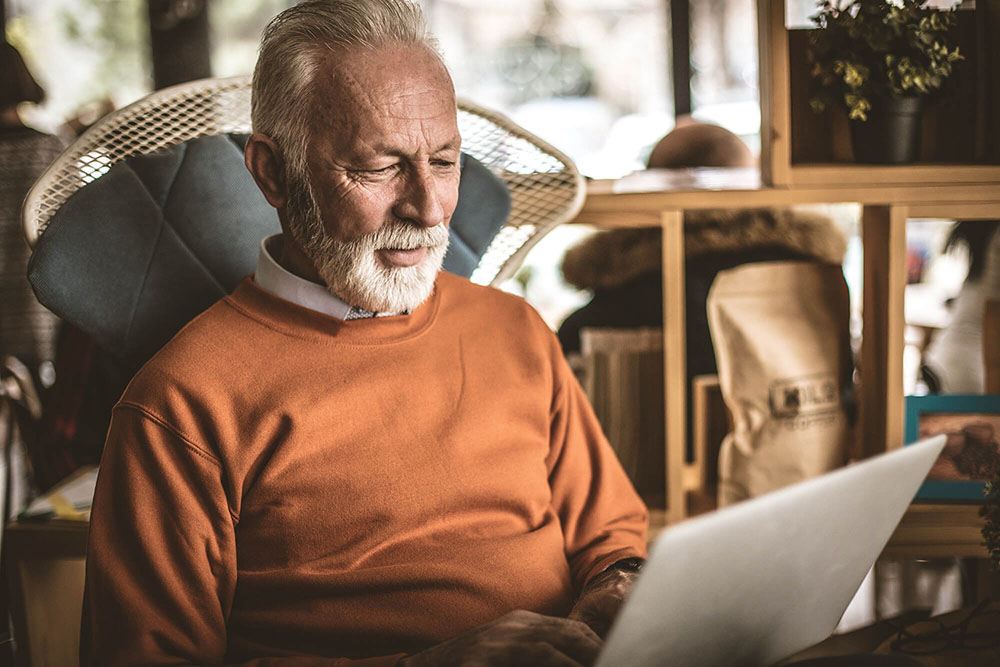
[596,435,947,667]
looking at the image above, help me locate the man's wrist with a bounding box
[600,557,644,575]
[583,557,645,593]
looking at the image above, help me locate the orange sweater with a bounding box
[84,271,647,665]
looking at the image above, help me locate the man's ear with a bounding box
[245,133,288,209]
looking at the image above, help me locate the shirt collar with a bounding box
[253,234,355,321]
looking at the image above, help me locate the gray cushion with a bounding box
[28,134,509,371]
[444,154,511,277]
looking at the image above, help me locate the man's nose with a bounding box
[395,166,445,228]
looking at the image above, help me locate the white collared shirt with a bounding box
[253,234,356,320]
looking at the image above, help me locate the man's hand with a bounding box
[567,566,641,639]
[399,609,602,667]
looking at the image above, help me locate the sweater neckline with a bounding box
[225,274,444,345]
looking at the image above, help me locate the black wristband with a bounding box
[601,557,645,575]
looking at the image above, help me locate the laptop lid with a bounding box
[596,435,947,667]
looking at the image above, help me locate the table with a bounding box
[5,519,88,667]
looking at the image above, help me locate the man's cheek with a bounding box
[443,183,460,218]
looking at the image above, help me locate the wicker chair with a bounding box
[23,75,584,287]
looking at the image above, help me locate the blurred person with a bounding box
[920,220,1000,394]
[0,41,64,522]
[0,41,62,376]
[83,1,647,665]
[1,45,115,496]
[919,221,1000,628]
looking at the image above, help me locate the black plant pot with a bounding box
[849,95,924,164]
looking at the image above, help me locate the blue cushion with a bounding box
[28,134,509,370]
[443,153,511,277]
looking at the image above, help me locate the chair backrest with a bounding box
[23,76,584,284]
[22,76,584,370]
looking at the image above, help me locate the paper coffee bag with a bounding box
[707,261,851,506]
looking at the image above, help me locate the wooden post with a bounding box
[661,209,687,524]
[860,204,908,457]
[147,0,212,90]
[987,1,1000,162]
[984,299,1000,393]
[757,0,791,186]
[669,0,691,118]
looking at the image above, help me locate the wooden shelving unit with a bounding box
[568,1,1000,557]
[574,172,998,545]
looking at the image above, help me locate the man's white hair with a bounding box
[251,0,440,173]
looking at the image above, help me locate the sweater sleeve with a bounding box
[544,338,649,591]
[83,404,404,667]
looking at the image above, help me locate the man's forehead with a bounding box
[313,45,457,123]
[334,71,455,121]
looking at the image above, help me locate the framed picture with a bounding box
[905,394,1000,502]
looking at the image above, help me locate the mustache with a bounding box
[367,220,449,251]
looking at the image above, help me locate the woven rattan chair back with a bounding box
[22,75,584,286]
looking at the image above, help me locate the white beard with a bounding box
[310,220,449,314]
[285,169,449,313]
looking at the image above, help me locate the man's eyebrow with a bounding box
[360,137,462,157]
[433,138,462,154]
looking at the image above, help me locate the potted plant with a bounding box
[807,0,964,164]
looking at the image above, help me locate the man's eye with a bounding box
[350,164,397,180]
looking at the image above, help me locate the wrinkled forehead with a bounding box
[310,43,457,128]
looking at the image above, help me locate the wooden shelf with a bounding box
[784,164,1000,188]
[883,503,988,559]
[649,501,986,560]
[575,168,1000,229]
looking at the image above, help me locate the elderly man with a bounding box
[83,1,647,665]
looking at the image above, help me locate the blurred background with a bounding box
[2,0,972,388]
[4,0,764,330]
[5,0,759,175]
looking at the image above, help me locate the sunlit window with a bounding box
[428,0,672,179]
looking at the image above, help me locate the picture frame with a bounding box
[904,394,1000,502]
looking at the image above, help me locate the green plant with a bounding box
[808,0,963,121]
[983,476,1000,570]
